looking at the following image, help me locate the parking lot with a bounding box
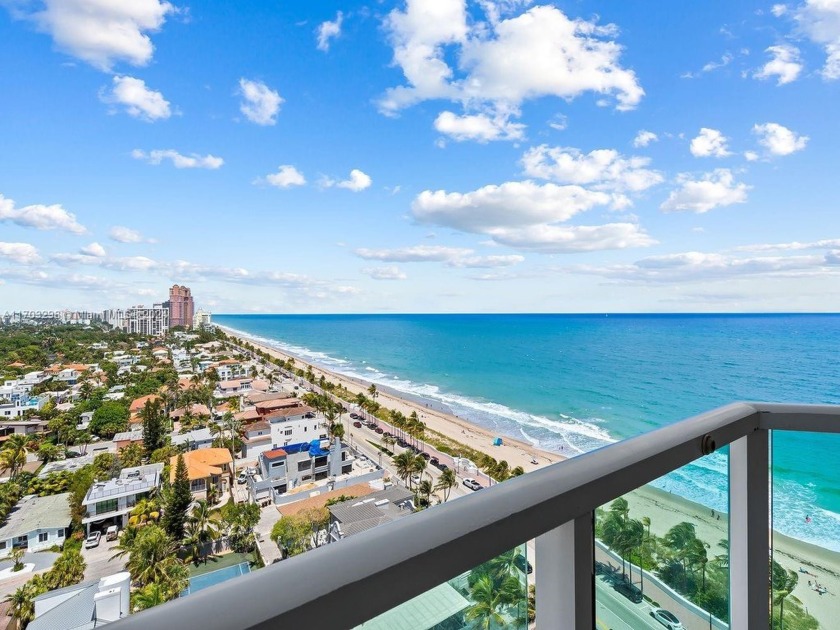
[81,534,122,582]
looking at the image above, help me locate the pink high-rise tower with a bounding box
[168,285,194,329]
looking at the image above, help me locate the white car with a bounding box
[463,478,483,491]
[410,474,421,485]
[651,608,684,629]
[84,531,101,548]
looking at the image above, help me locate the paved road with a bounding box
[82,536,122,582]
[0,552,60,600]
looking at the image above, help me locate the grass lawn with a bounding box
[189,551,255,577]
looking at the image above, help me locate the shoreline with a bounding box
[220,324,839,622]
[220,326,565,474]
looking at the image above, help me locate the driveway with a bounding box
[0,552,60,600]
[82,536,123,582]
[254,505,281,565]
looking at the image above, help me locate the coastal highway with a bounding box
[595,577,663,629]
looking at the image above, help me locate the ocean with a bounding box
[214,313,840,551]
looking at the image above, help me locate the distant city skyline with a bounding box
[2,1,840,313]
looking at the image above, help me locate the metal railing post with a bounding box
[535,513,593,629]
[729,428,769,629]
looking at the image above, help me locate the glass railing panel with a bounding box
[771,431,840,630]
[595,448,730,629]
[354,544,530,630]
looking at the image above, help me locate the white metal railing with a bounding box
[111,402,840,630]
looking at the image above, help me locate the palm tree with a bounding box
[4,577,45,627]
[185,499,221,564]
[133,582,167,610]
[0,434,28,478]
[417,479,433,506]
[687,538,710,590]
[465,573,523,630]
[393,451,415,488]
[772,564,799,629]
[434,468,457,502]
[125,525,180,586]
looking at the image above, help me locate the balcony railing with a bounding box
[112,402,840,630]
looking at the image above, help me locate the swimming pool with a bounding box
[182,561,251,596]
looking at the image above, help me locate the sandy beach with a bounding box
[626,485,840,623]
[224,326,838,624]
[222,327,565,474]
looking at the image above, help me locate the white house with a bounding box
[81,464,163,535]
[29,572,131,630]
[0,493,71,557]
[266,405,322,448]
[0,395,46,419]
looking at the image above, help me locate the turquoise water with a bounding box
[183,562,251,595]
[215,314,840,550]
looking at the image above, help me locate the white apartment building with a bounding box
[104,305,169,336]
[81,464,164,535]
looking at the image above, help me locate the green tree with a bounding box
[4,576,46,628]
[271,515,311,558]
[141,398,168,458]
[184,499,221,564]
[163,454,191,540]
[465,573,523,630]
[434,468,457,502]
[119,442,144,468]
[89,401,129,438]
[0,434,29,478]
[125,524,180,586]
[772,563,799,630]
[392,451,415,488]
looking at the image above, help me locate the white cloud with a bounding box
[772,4,789,17]
[0,193,87,234]
[434,111,525,142]
[102,76,171,121]
[795,0,840,79]
[131,149,223,169]
[108,226,155,243]
[413,181,611,232]
[80,242,106,257]
[329,169,372,192]
[521,145,663,193]
[316,11,343,52]
[633,130,658,148]
[733,238,840,252]
[238,78,283,125]
[379,3,642,139]
[744,150,760,161]
[0,242,40,264]
[355,245,525,268]
[754,44,802,85]
[689,128,732,158]
[574,250,838,283]
[361,266,407,280]
[410,180,654,253]
[752,122,808,156]
[262,165,306,189]
[355,245,473,262]
[661,169,749,213]
[701,53,734,73]
[488,223,656,253]
[6,0,174,71]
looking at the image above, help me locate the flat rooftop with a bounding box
[83,463,163,504]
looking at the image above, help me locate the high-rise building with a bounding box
[167,285,194,329]
[124,304,169,336]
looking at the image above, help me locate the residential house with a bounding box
[113,429,144,451]
[129,394,161,424]
[82,464,164,535]
[29,572,131,630]
[248,439,352,505]
[170,426,214,451]
[327,487,414,542]
[240,421,271,458]
[215,379,252,398]
[0,418,48,437]
[254,397,302,417]
[265,405,320,448]
[170,448,233,500]
[0,493,71,557]
[169,404,211,423]
[0,396,46,420]
[213,360,247,382]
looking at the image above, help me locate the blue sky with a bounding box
[1,0,839,314]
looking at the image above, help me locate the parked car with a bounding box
[350,413,359,419]
[84,531,101,548]
[105,525,119,541]
[237,472,248,484]
[430,457,440,467]
[463,478,483,491]
[410,474,421,485]
[613,580,643,604]
[514,553,533,574]
[352,421,362,428]
[374,427,384,434]
[651,609,684,629]
[438,464,449,471]
[419,452,430,460]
